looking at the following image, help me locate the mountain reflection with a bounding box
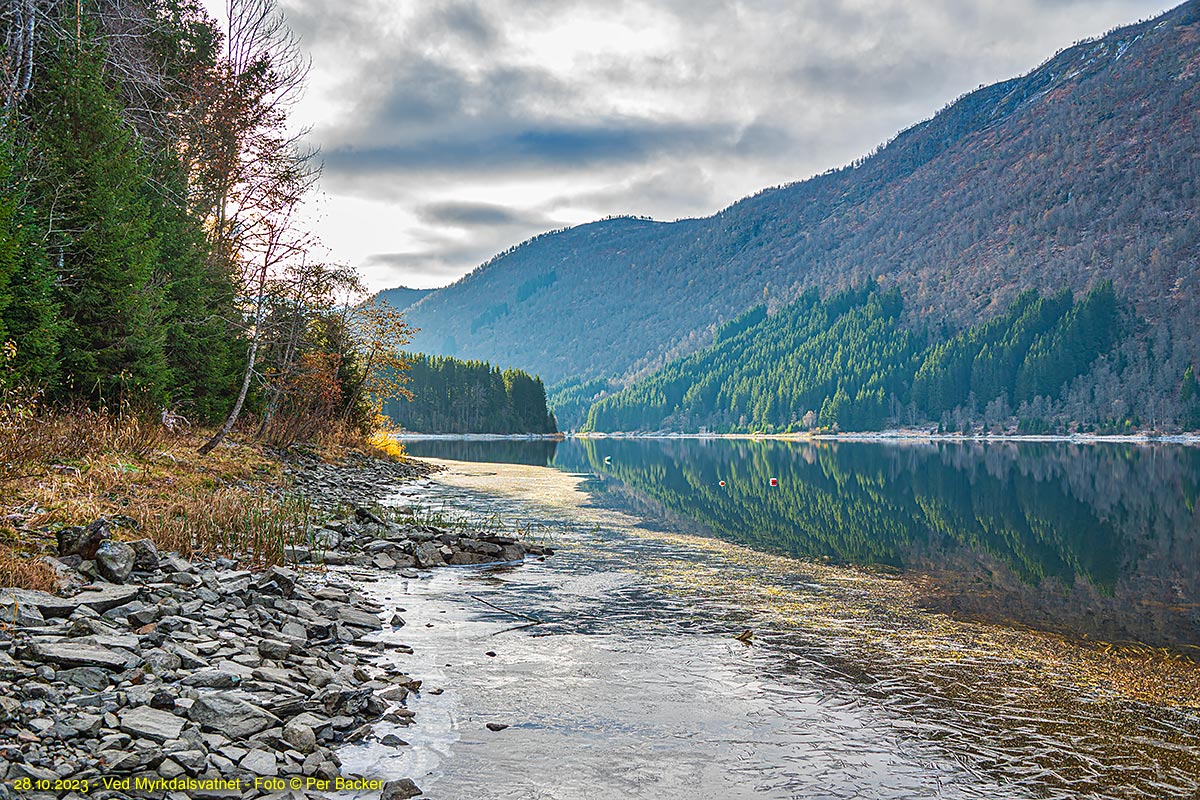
[409,437,1200,654]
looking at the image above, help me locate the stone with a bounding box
[0,597,45,627]
[337,607,381,629]
[128,538,160,571]
[281,720,317,754]
[143,648,183,675]
[380,734,409,747]
[27,641,129,670]
[158,758,186,779]
[239,749,277,777]
[257,639,292,660]
[188,692,279,737]
[485,722,509,732]
[413,542,443,568]
[58,666,112,691]
[254,566,297,598]
[95,540,136,583]
[72,583,140,613]
[0,587,75,617]
[57,519,111,559]
[172,749,207,775]
[150,691,177,710]
[381,778,423,799]
[119,706,186,742]
[182,669,241,688]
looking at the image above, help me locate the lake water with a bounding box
[341,438,1200,799]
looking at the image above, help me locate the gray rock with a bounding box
[256,639,291,660]
[158,757,186,779]
[58,666,112,691]
[188,692,279,737]
[27,640,129,670]
[172,749,207,775]
[128,538,160,571]
[336,607,381,630]
[95,540,136,583]
[413,542,443,568]
[119,706,185,742]
[57,519,110,559]
[0,587,75,617]
[281,719,317,754]
[254,566,297,598]
[381,778,423,799]
[181,669,241,688]
[239,748,277,777]
[72,582,140,613]
[0,597,45,627]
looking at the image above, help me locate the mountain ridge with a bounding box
[395,0,1200,425]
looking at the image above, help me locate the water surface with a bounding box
[342,439,1200,799]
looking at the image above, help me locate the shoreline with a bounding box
[0,449,552,799]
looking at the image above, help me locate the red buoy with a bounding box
[718,480,726,487]
[769,477,778,486]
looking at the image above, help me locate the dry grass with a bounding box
[0,401,319,583]
[0,547,58,593]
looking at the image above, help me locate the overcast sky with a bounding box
[204,0,1174,292]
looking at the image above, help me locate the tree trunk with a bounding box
[199,335,258,455]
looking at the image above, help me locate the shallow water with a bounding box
[339,442,1200,799]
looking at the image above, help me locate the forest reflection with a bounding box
[409,437,1200,654]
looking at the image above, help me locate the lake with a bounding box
[345,437,1200,799]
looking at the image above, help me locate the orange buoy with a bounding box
[718,480,726,487]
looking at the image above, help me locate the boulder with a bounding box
[57,519,111,559]
[282,719,317,754]
[128,538,161,571]
[95,540,136,583]
[58,666,112,691]
[254,566,297,598]
[181,669,241,689]
[27,640,130,670]
[118,706,185,742]
[381,778,423,799]
[188,692,279,737]
[239,749,278,777]
[413,542,443,568]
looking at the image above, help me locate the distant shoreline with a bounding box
[395,432,566,441]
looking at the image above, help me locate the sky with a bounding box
[203,0,1174,292]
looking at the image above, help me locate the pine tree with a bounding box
[28,41,169,405]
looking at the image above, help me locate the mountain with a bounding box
[584,282,1124,433]
[374,286,435,314]
[398,1,1200,428]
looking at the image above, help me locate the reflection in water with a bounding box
[341,460,1200,800]
[418,438,1200,653]
[403,437,559,466]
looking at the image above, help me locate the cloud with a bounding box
[417,201,553,229]
[275,0,1175,290]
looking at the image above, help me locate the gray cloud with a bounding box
[275,0,1174,290]
[418,201,553,229]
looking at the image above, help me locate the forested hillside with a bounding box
[402,0,1200,429]
[382,355,557,434]
[0,0,411,447]
[583,282,1135,433]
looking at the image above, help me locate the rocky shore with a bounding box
[0,452,552,799]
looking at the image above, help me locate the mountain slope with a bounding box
[400,1,1200,416]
